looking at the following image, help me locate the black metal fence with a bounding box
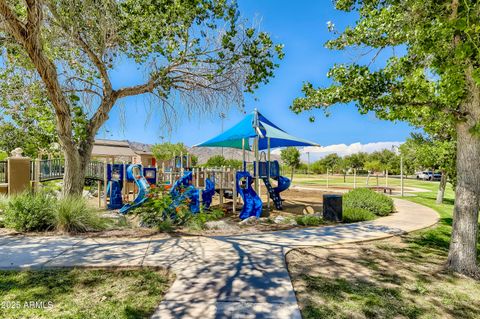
[38,158,64,182]
[86,161,104,180]
[0,161,7,183]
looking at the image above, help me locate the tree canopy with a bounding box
[151,142,188,162]
[0,0,283,194]
[290,0,480,277]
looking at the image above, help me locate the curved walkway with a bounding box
[0,199,438,319]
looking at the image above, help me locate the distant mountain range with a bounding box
[186,146,281,164]
[127,140,281,164]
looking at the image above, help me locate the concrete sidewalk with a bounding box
[0,199,438,319]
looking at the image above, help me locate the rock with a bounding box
[274,216,297,225]
[303,206,315,215]
[239,216,258,225]
[82,190,93,199]
[205,220,238,231]
[258,217,273,224]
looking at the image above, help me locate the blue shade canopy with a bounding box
[194,110,320,150]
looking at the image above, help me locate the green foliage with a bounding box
[296,215,324,226]
[185,209,225,231]
[151,143,188,162]
[311,153,343,174]
[290,0,480,146]
[0,151,7,160]
[225,159,243,169]
[203,155,242,168]
[343,152,367,170]
[400,133,456,181]
[281,147,301,178]
[4,191,56,232]
[343,188,394,217]
[132,186,224,231]
[55,196,105,233]
[0,194,9,213]
[131,188,174,228]
[157,217,174,232]
[342,207,376,223]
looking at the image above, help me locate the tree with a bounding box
[190,154,199,167]
[0,0,283,196]
[291,0,480,277]
[321,153,342,173]
[280,147,300,181]
[0,70,57,158]
[225,159,243,169]
[151,142,188,162]
[205,155,226,168]
[400,133,456,203]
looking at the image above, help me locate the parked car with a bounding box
[416,171,442,181]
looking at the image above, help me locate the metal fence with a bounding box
[38,158,65,182]
[0,161,7,183]
[86,161,104,180]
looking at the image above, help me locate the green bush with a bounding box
[0,194,9,213]
[55,196,105,233]
[158,217,174,232]
[343,188,394,216]
[342,207,376,223]
[185,209,225,231]
[296,215,324,226]
[4,191,56,231]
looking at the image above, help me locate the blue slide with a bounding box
[170,171,200,213]
[236,171,263,219]
[202,178,215,209]
[119,164,150,215]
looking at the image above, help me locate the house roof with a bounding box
[92,139,137,158]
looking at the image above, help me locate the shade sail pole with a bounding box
[242,138,246,171]
[267,137,270,210]
[253,109,260,194]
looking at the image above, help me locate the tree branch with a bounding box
[46,2,112,94]
[0,0,75,150]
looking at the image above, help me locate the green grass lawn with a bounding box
[288,177,480,319]
[0,267,173,319]
[291,173,441,190]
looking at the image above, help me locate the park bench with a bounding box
[367,186,393,195]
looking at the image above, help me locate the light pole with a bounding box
[307,151,310,175]
[392,145,404,197]
[219,112,226,157]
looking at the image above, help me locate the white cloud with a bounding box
[272,141,403,162]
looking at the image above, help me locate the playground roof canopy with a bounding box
[194,111,319,150]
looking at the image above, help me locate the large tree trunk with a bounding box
[436,170,447,204]
[447,66,480,278]
[62,140,94,196]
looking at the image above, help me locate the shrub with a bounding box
[185,209,225,231]
[157,217,174,232]
[343,188,394,216]
[132,189,174,227]
[4,191,56,231]
[342,207,376,223]
[296,215,324,226]
[0,194,9,213]
[55,196,105,233]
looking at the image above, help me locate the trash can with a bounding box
[323,194,342,222]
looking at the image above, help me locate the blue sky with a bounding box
[98,1,415,148]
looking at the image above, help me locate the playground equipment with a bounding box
[119,164,151,214]
[236,171,262,219]
[254,159,291,210]
[195,109,319,219]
